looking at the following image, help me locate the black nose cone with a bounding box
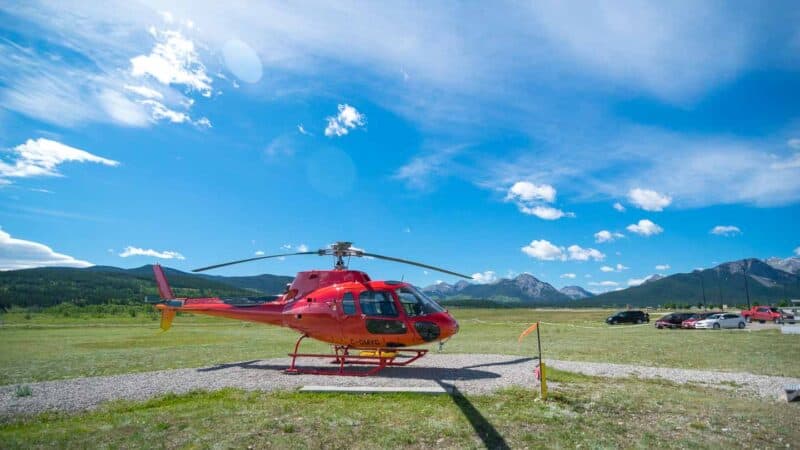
[414,321,441,342]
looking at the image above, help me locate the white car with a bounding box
[695,313,746,329]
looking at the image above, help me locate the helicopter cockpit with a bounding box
[394,286,446,317]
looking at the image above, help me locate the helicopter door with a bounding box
[358,290,407,336]
[338,292,364,344]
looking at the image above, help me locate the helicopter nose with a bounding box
[439,314,459,339]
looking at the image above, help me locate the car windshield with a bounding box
[395,286,446,316]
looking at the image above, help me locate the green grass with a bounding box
[1,373,797,449]
[1,308,798,385]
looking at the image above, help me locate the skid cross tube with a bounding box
[285,334,428,376]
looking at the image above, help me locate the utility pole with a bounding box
[699,272,707,310]
[742,260,751,309]
[716,270,724,308]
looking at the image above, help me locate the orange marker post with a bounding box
[518,321,547,400]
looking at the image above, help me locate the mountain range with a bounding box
[0,265,293,307]
[0,257,798,308]
[423,257,800,307]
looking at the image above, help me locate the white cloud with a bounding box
[600,264,628,273]
[589,281,618,287]
[281,244,293,250]
[0,227,92,270]
[613,202,626,212]
[324,104,366,137]
[471,270,498,284]
[627,188,672,211]
[594,230,624,243]
[567,245,605,261]
[626,219,663,236]
[560,273,576,279]
[506,181,572,220]
[710,225,741,236]
[0,138,119,182]
[130,28,212,97]
[97,89,151,126]
[655,264,670,271]
[519,205,571,220]
[254,250,265,256]
[506,181,556,203]
[795,246,800,256]
[521,240,564,261]
[522,240,604,262]
[123,84,164,100]
[297,244,309,252]
[297,124,311,136]
[627,278,647,287]
[119,246,185,260]
[788,139,800,150]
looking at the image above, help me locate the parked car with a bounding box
[655,312,694,329]
[695,313,746,329]
[606,310,649,325]
[740,306,795,324]
[681,312,722,329]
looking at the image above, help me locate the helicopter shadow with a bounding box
[197,359,504,382]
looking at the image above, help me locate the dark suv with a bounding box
[606,310,649,325]
[655,312,694,329]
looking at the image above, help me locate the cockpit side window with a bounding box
[358,290,398,317]
[342,292,357,315]
[396,287,445,316]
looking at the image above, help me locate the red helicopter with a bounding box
[152,242,471,376]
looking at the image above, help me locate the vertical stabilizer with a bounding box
[153,264,175,299]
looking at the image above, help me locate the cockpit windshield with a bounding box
[395,286,446,317]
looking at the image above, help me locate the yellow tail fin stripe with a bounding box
[160,309,176,331]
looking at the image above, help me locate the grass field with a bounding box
[2,371,798,448]
[2,308,799,449]
[1,308,798,385]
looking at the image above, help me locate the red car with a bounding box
[655,312,694,329]
[681,312,722,329]
[740,306,794,323]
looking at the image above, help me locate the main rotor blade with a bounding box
[361,252,473,280]
[192,252,318,272]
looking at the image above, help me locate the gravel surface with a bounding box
[1,354,797,417]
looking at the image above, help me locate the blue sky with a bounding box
[1,1,799,292]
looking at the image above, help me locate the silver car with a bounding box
[695,313,746,329]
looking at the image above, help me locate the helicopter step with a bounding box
[285,334,428,376]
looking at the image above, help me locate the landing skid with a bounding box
[285,334,428,376]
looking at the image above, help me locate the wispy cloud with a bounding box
[0,138,118,183]
[119,246,185,260]
[0,227,92,270]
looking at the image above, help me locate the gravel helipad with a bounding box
[2,354,797,417]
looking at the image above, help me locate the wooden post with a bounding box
[536,321,547,400]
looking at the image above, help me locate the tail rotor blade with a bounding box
[361,252,472,280]
[192,252,318,272]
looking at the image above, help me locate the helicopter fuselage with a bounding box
[158,269,459,348]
